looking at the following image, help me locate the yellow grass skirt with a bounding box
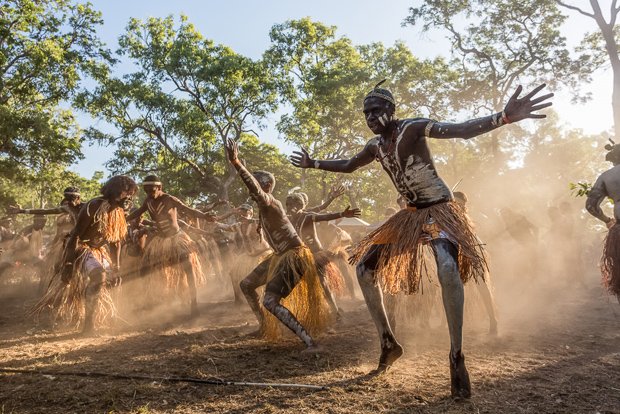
[31,245,116,328]
[315,250,346,297]
[142,231,204,299]
[262,245,332,341]
[349,201,487,295]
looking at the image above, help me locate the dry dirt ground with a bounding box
[0,270,619,414]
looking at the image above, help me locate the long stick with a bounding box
[0,367,329,391]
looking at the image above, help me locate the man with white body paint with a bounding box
[291,80,552,398]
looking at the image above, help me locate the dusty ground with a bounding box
[0,270,619,414]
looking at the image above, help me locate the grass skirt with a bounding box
[262,245,332,340]
[142,231,204,300]
[349,201,487,295]
[31,246,116,329]
[314,250,346,297]
[601,223,620,298]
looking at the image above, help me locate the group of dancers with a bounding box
[8,80,619,401]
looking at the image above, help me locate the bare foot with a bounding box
[301,344,326,355]
[374,341,404,373]
[450,350,471,399]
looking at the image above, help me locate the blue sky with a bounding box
[71,0,614,177]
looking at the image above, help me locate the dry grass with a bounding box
[0,272,619,414]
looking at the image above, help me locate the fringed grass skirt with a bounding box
[315,250,346,297]
[602,223,620,298]
[262,245,332,341]
[31,246,115,329]
[349,201,487,295]
[142,231,204,300]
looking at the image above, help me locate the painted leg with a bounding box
[356,244,403,371]
[263,291,317,349]
[83,269,105,335]
[476,274,498,335]
[335,255,357,299]
[383,293,398,335]
[432,238,471,398]
[240,260,270,327]
[316,260,340,316]
[182,256,199,317]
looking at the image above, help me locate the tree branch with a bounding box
[555,1,595,18]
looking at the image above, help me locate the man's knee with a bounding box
[240,276,257,295]
[86,269,106,295]
[262,291,280,312]
[356,262,374,285]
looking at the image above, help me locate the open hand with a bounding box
[225,138,239,164]
[327,184,346,200]
[7,205,22,214]
[503,84,553,123]
[342,206,361,218]
[290,148,313,169]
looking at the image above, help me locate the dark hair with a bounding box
[286,193,306,208]
[62,186,80,203]
[63,186,80,194]
[142,174,161,183]
[605,146,620,164]
[364,80,396,114]
[252,171,276,191]
[100,175,138,200]
[33,215,47,229]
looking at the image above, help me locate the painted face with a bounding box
[67,195,80,206]
[112,190,135,210]
[237,209,253,221]
[143,184,161,199]
[363,97,392,134]
[286,198,303,213]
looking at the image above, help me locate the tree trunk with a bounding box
[590,0,620,139]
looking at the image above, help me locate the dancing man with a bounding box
[127,175,212,317]
[286,192,360,316]
[225,139,329,352]
[586,140,620,303]
[33,176,137,334]
[291,81,552,397]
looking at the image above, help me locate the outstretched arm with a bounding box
[126,201,148,222]
[225,139,271,206]
[309,206,361,223]
[290,143,376,173]
[8,205,67,215]
[427,84,553,140]
[307,184,346,213]
[168,196,214,221]
[586,176,613,225]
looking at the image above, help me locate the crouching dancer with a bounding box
[225,139,329,352]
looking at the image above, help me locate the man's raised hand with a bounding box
[290,148,313,169]
[503,84,553,123]
[342,206,361,218]
[225,138,239,164]
[327,184,346,200]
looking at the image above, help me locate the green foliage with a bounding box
[569,181,593,197]
[0,0,111,168]
[78,15,281,200]
[265,18,458,215]
[404,0,590,158]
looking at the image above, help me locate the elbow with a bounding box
[343,163,358,173]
